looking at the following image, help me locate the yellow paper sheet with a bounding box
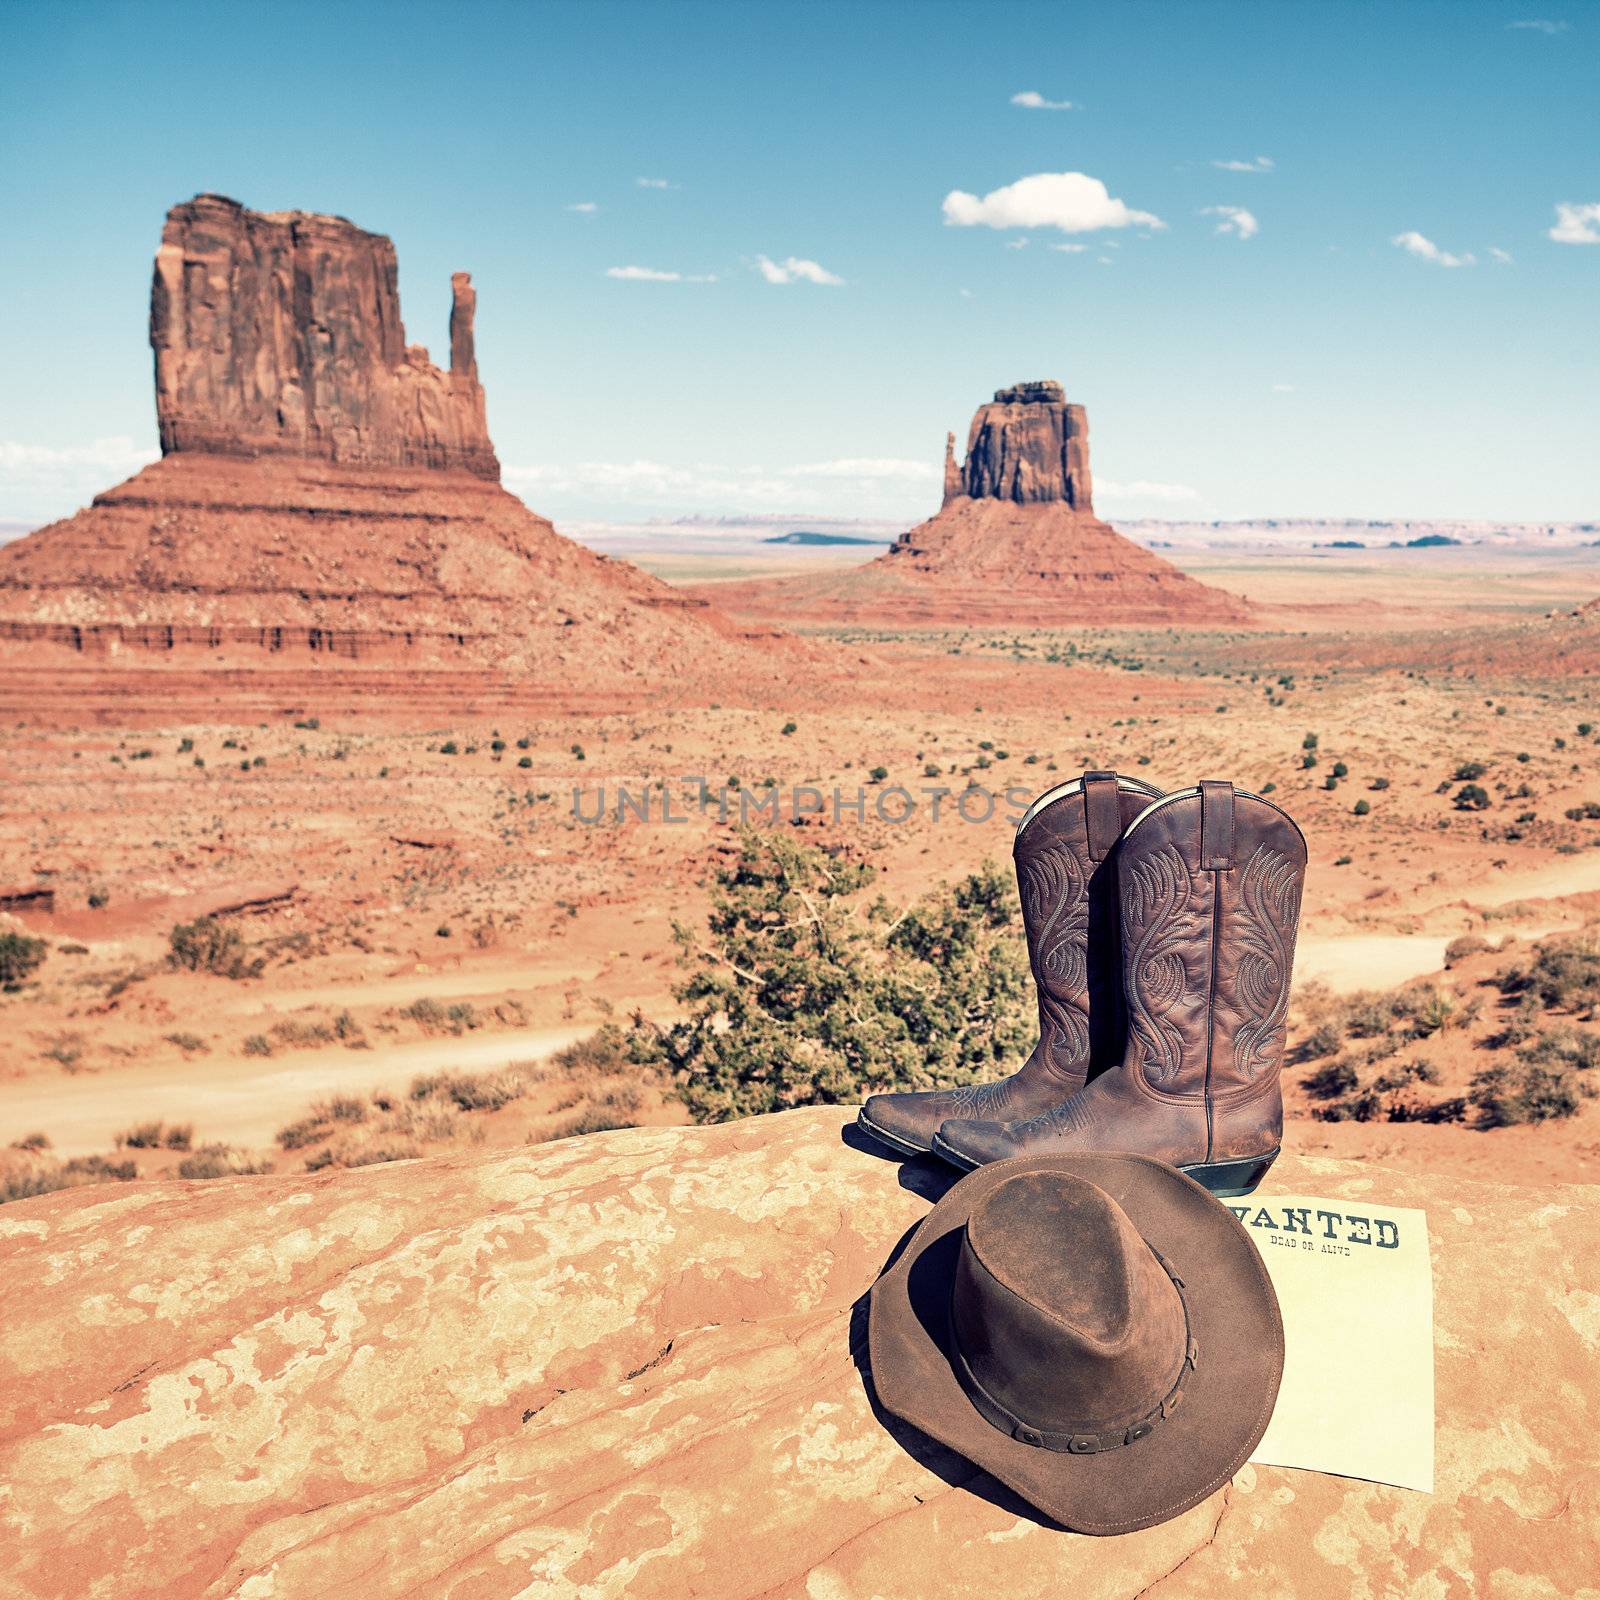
[1232,1191,1434,1493]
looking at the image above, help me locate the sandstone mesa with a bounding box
[687,381,1253,627]
[0,196,784,682]
[1,1107,1595,1599]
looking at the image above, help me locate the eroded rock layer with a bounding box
[0,1107,1595,1598]
[152,194,498,478]
[0,453,771,676]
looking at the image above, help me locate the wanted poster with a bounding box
[1236,1193,1435,1493]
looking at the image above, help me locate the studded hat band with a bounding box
[948,1246,1199,1455]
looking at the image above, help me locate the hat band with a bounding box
[949,1248,1199,1455]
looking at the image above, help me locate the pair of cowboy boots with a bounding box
[856,771,1306,1197]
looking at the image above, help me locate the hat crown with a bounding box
[953,1171,1187,1437]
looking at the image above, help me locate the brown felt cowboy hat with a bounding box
[867,1151,1283,1535]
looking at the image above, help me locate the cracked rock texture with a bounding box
[950,381,1093,509]
[2,1106,1596,1598]
[152,194,499,479]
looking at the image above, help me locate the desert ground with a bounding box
[3,540,1599,1195]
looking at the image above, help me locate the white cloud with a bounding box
[0,436,160,529]
[942,172,1165,234]
[605,265,717,283]
[635,177,676,189]
[1202,205,1259,239]
[1011,91,1075,111]
[0,437,157,473]
[1005,237,1029,250]
[1272,383,1296,393]
[1211,156,1275,173]
[1391,231,1475,267]
[754,255,844,285]
[1096,478,1202,503]
[1489,246,1515,264]
[1050,242,1088,253]
[565,201,599,215]
[781,458,933,480]
[502,455,938,518]
[1508,18,1569,33]
[1548,201,1600,244]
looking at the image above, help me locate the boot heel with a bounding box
[1179,1148,1279,1199]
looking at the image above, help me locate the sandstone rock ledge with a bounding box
[1,1108,1596,1599]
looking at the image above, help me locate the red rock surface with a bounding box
[0,1107,1595,1598]
[689,381,1252,627]
[152,194,497,478]
[0,196,792,681]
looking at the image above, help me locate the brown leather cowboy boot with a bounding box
[933,781,1305,1197]
[855,771,1163,1157]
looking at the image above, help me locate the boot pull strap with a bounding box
[1082,771,1122,862]
[1199,780,1235,870]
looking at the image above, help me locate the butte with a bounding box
[688,380,1252,627]
[0,194,784,700]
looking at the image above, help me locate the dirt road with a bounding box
[0,1025,590,1158]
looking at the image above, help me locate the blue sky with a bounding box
[1,0,1596,530]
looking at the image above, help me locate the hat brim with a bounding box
[867,1151,1283,1536]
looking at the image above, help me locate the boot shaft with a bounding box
[1117,781,1305,1103]
[1014,771,1163,1079]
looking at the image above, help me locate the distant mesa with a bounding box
[0,195,784,680]
[764,531,887,547]
[687,380,1252,626]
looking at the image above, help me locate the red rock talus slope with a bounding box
[0,195,785,683]
[1,1107,1595,1598]
[689,381,1252,627]
[0,452,771,675]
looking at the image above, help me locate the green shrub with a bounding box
[168,918,261,979]
[635,830,1033,1123]
[1353,799,1370,816]
[1499,935,1600,1016]
[0,931,47,991]
[1454,761,1487,781]
[276,1115,328,1151]
[1455,784,1491,811]
[241,1033,273,1058]
[2,1154,137,1205]
[1519,1024,1600,1072]
[115,1121,167,1149]
[1301,1059,1358,1100]
[1444,934,1488,967]
[555,1106,639,1138]
[177,1144,273,1180]
[1470,1061,1592,1127]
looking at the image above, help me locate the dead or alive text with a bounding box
[570,782,1039,827]
[1227,1203,1402,1251]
